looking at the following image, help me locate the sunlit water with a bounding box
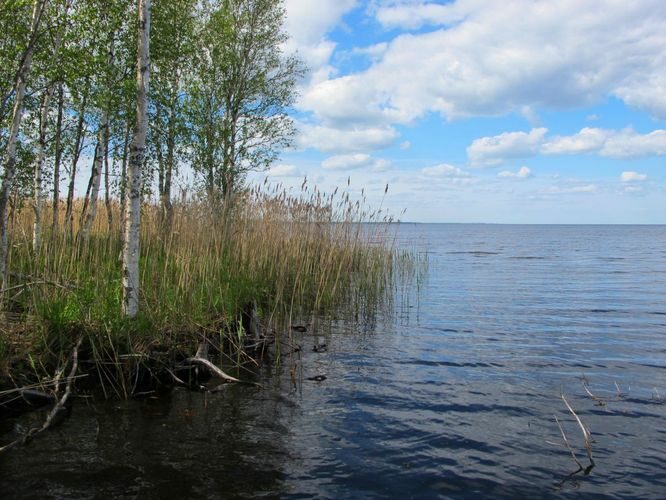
[2,224,666,498]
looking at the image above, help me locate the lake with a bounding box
[2,224,666,498]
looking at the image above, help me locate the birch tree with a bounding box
[150,0,195,228]
[188,0,303,203]
[122,0,151,317]
[0,0,48,287]
[32,0,72,250]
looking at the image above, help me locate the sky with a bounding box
[251,0,666,224]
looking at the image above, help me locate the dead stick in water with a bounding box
[554,415,584,473]
[582,381,606,406]
[185,343,261,387]
[0,337,83,454]
[185,356,242,383]
[561,393,595,470]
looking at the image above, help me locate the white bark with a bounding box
[33,88,54,251]
[80,126,106,238]
[122,0,151,317]
[81,33,113,240]
[0,0,47,288]
[32,0,71,250]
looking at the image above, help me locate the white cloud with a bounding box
[283,0,357,74]
[266,164,304,177]
[601,129,666,159]
[467,128,547,166]
[421,163,470,178]
[621,171,648,182]
[299,0,666,125]
[543,128,666,158]
[498,166,532,179]
[321,153,390,171]
[546,183,598,194]
[375,2,468,30]
[542,127,609,155]
[351,42,389,60]
[468,127,666,163]
[297,123,398,153]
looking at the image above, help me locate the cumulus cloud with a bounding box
[468,127,666,163]
[351,42,389,60]
[542,128,608,155]
[467,128,547,166]
[601,129,666,159]
[621,171,648,182]
[266,164,304,177]
[421,163,470,178]
[546,184,598,194]
[498,166,532,179]
[297,123,398,153]
[375,2,467,30]
[321,153,391,171]
[283,0,356,74]
[298,0,666,125]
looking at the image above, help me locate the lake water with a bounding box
[2,224,666,498]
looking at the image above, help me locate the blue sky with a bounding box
[255,0,666,224]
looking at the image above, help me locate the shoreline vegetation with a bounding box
[0,0,421,451]
[1,182,413,401]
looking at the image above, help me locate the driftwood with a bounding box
[553,393,595,475]
[0,337,83,454]
[184,355,241,383]
[176,342,261,388]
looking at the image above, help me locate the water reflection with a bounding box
[2,224,666,498]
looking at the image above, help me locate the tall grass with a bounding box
[0,181,407,394]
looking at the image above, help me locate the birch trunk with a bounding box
[80,128,105,238]
[81,34,114,239]
[33,0,71,247]
[104,144,112,231]
[52,83,64,231]
[122,0,151,317]
[0,0,47,288]
[33,87,54,251]
[119,120,130,239]
[65,92,87,236]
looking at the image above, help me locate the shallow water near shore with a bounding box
[2,224,666,498]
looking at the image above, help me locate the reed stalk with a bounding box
[0,183,411,394]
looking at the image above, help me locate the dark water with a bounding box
[2,224,666,498]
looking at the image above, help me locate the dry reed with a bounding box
[0,182,408,393]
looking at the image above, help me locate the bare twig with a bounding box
[554,415,584,473]
[653,387,662,401]
[561,393,595,472]
[614,381,625,399]
[165,367,205,391]
[0,337,83,454]
[582,381,606,406]
[183,342,261,387]
[185,356,242,383]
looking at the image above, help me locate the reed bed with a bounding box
[0,182,408,393]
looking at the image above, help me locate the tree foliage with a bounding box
[0,0,304,311]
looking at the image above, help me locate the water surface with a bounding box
[2,224,666,498]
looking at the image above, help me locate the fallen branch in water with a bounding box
[614,381,625,398]
[0,337,83,454]
[554,415,584,473]
[165,367,206,392]
[179,343,261,388]
[582,379,606,407]
[185,356,242,383]
[555,393,595,475]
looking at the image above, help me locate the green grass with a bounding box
[0,183,412,396]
